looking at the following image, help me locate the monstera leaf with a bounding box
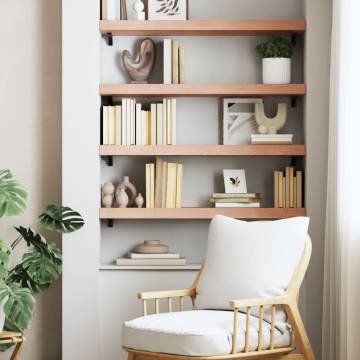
[0,283,35,331]
[38,205,84,234]
[21,243,62,287]
[14,227,48,254]
[0,238,11,281]
[0,170,27,217]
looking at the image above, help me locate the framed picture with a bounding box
[148,0,188,20]
[223,169,247,194]
[222,98,263,145]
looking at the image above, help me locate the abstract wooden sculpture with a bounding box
[255,103,287,134]
[122,38,156,83]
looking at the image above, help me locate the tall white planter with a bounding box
[262,58,291,84]
[0,301,5,332]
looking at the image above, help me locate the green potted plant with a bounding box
[0,169,84,339]
[256,37,293,84]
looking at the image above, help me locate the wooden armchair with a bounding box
[123,216,315,360]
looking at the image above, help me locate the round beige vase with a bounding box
[262,58,291,84]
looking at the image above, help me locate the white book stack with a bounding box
[251,134,293,145]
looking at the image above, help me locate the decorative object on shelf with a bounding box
[101,182,115,208]
[120,176,138,206]
[148,0,188,20]
[255,102,287,134]
[223,169,247,194]
[222,98,263,145]
[135,193,144,208]
[0,170,84,335]
[116,186,129,208]
[122,38,156,83]
[133,240,169,254]
[133,0,145,20]
[251,134,293,144]
[120,0,128,19]
[256,37,293,84]
[210,192,261,208]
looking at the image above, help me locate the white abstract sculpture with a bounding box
[133,0,145,20]
[255,103,287,134]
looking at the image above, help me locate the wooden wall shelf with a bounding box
[99,264,202,271]
[99,20,306,36]
[100,145,306,156]
[100,208,306,220]
[100,84,306,97]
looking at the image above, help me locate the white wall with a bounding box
[0,0,61,359]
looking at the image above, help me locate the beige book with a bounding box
[179,46,185,84]
[115,105,122,145]
[210,198,261,204]
[289,167,294,208]
[175,164,183,208]
[145,164,151,208]
[166,163,177,208]
[296,171,303,208]
[150,104,157,145]
[282,177,286,208]
[108,106,116,145]
[274,171,279,208]
[161,161,168,208]
[294,177,297,208]
[172,41,179,84]
[102,0,108,20]
[212,193,260,199]
[278,172,283,208]
[116,257,187,266]
[155,157,164,208]
[285,167,290,208]
[102,106,109,145]
[150,163,155,208]
[156,103,163,145]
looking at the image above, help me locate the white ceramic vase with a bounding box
[0,301,5,332]
[116,187,129,208]
[262,58,291,84]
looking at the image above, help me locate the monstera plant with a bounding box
[0,169,84,340]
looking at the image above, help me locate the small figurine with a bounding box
[135,193,144,208]
[133,0,145,20]
[255,103,287,134]
[101,182,115,208]
[116,186,129,208]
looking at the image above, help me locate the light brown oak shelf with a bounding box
[100,208,306,220]
[99,264,202,271]
[99,20,306,36]
[100,145,306,156]
[100,83,306,97]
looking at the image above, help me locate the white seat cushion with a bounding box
[196,216,309,324]
[123,310,291,356]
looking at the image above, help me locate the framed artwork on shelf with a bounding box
[222,98,263,145]
[148,0,188,20]
[223,169,247,194]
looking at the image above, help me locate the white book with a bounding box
[171,98,176,145]
[163,98,167,144]
[141,110,147,145]
[115,105,122,145]
[166,98,172,144]
[163,39,172,84]
[107,0,121,20]
[126,99,131,146]
[131,99,136,145]
[135,103,142,146]
[251,134,293,140]
[102,106,109,145]
[127,253,181,259]
[150,104,157,145]
[156,104,163,145]
[121,99,127,145]
[215,203,261,208]
[108,106,116,145]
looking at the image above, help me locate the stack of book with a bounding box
[251,134,293,145]
[274,167,303,208]
[163,39,185,84]
[102,98,176,145]
[146,157,183,208]
[210,193,261,208]
[116,252,187,266]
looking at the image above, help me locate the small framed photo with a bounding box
[223,169,247,194]
[148,0,188,20]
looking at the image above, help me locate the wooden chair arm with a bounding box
[138,288,196,300]
[229,296,289,309]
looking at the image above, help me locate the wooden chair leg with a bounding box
[10,340,25,360]
[286,304,315,360]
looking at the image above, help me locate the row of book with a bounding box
[274,167,303,208]
[163,39,185,84]
[210,193,261,208]
[102,99,177,146]
[116,252,187,266]
[251,134,293,145]
[146,158,183,208]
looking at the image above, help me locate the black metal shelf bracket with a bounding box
[106,32,113,46]
[107,219,114,228]
[106,156,113,167]
[291,34,298,46]
[291,96,298,108]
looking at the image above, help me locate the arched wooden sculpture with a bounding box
[255,102,287,134]
[122,38,156,83]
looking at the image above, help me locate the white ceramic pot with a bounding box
[0,301,5,332]
[262,58,291,84]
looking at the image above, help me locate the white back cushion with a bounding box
[196,216,309,312]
